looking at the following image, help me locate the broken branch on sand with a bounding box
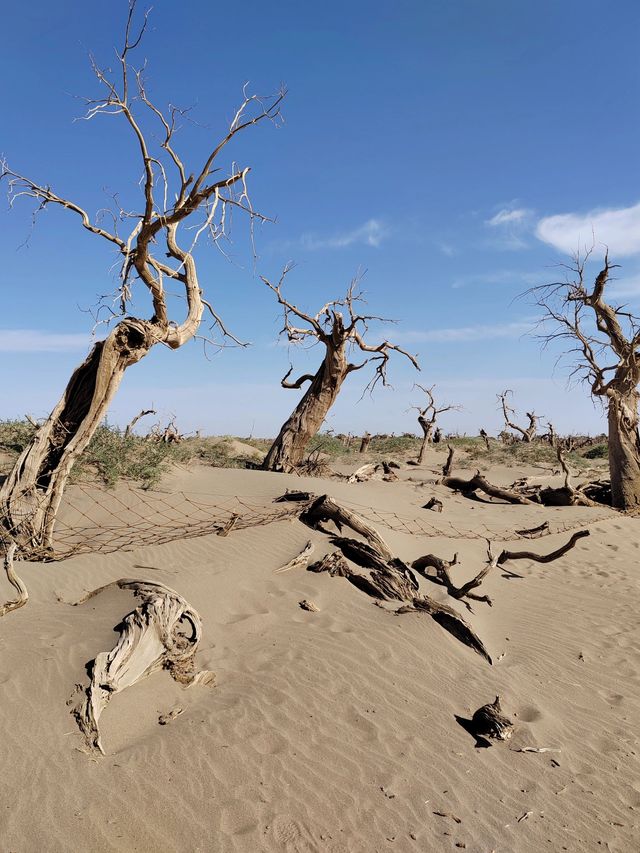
[274,540,315,573]
[300,495,492,663]
[440,447,609,507]
[68,578,214,754]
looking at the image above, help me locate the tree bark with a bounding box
[608,392,640,510]
[417,414,433,464]
[262,345,348,473]
[0,319,157,553]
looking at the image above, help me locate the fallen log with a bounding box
[442,470,534,505]
[300,495,394,561]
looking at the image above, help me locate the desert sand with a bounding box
[1,448,638,853]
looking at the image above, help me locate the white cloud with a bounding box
[486,208,532,227]
[0,329,93,353]
[394,321,534,344]
[536,202,640,257]
[299,218,389,250]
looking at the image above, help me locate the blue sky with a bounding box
[1,0,639,437]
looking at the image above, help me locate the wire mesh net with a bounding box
[12,483,617,561]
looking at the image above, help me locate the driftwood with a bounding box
[300,497,492,663]
[423,497,443,512]
[300,495,394,561]
[412,529,590,610]
[308,550,351,576]
[274,541,315,573]
[68,579,214,754]
[443,469,534,505]
[216,513,239,537]
[299,599,320,612]
[514,521,550,539]
[412,553,492,610]
[469,696,514,741]
[273,490,313,503]
[0,542,28,617]
[495,530,590,565]
[348,463,380,483]
[442,447,608,508]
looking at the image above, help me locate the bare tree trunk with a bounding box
[262,347,348,473]
[416,414,433,464]
[0,319,156,552]
[359,432,372,453]
[608,393,640,509]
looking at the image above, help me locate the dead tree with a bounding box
[411,384,460,464]
[124,409,156,438]
[0,2,283,554]
[498,390,539,443]
[359,432,372,454]
[261,270,419,472]
[533,251,640,509]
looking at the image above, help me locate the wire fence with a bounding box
[6,483,615,561]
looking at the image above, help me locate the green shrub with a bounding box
[583,443,608,459]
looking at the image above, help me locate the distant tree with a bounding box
[261,268,419,472]
[410,384,459,464]
[498,389,540,443]
[534,251,640,509]
[0,1,284,553]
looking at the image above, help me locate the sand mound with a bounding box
[1,460,638,852]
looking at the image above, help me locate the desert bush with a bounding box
[582,443,608,459]
[0,419,38,455]
[72,424,175,489]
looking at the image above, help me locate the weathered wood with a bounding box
[514,521,550,539]
[469,696,514,740]
[274,540,315,573]
[442,470,535,505]
[307,550,351,577]
[412,553,492,609]
[497,530,590,565]
[0,542,28,617]
[359,433,372,453]
[299,498,492,663]
[300,495,394,561]
[423,498,443,512]
[69,579,214,754]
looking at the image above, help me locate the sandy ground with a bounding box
[1,449,638,852]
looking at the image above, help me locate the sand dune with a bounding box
[1,451,638,852]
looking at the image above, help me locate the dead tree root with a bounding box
[67,578,214,754]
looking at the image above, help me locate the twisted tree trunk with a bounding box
[0,319,157,553]
[608,391,640,510]
[262,345,348,473]
[417,414,433,464]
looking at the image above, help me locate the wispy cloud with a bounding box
[298,218,389,251]
[392,321,535,344]
[0,329,93,352]
[483,205,534,251]
[485,208,532,227]
[536,202,640,257]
